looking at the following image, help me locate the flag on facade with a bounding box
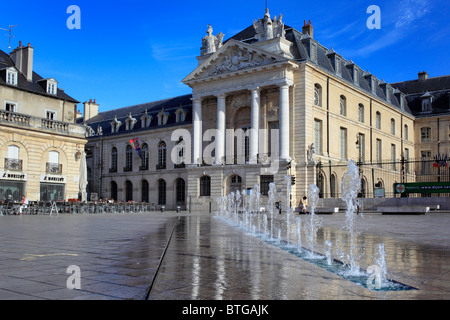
[433,154,448,168]
[130,138,143,159]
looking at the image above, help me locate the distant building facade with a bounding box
[0,42,86,202]
[84,10,447,211]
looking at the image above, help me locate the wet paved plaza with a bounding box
[0,211,449,300]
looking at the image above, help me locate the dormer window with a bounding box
[47,82,57,95]
[157,108,169,126]
[6,68,18,86]
[125,113,137,130]
[141,109,153,128]
[111,116,122,133]
[420,92,433,113]
[175,107,188,123]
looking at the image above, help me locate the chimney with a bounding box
[418,71,428,81]
[9,41,34,81]
[83,99,99,122]
[302,20,314,38]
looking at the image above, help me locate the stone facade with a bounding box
[0,44,86,202]
[83,10,450,212]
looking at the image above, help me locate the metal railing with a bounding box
[46,162,63,174]
[4,158,23,172]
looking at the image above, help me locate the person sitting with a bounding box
[301,196,308,214]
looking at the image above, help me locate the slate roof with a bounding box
[86,17,425,138]
[0,49,79,103]
[84,94,193,136]
[391,75,450,116]
[229,23,413,115]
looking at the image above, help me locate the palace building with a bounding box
[0,42,86,202]
[83,10,448,211]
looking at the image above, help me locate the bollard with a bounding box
[160,205,165,212]
[176,206,181,213]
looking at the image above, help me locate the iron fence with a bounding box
[316,157,450,199]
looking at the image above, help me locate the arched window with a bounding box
[200,176,211,197]
[110,147,118,172]
[47,151,61,174]
[376,112,381,130]
[157,141,167,169]
[175,178,186,204]
[125,180,133,202]
[391,118,396,135]
[358,104,365,123]
[340,95,347,116]
[228,175,242,194]
[140,143,149,170]
[6,145,21,171]
[158,179,166,205]
[141,179,149,203]
[125,145,133,171]
[314,84,322,107]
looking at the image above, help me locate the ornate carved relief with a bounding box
[208,47,276,76]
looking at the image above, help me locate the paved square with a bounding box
[0,211,449,300]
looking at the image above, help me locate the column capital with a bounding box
[191,96,203,103]
[216,92,227,100]
[279,80,294,88]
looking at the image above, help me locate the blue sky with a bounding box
[1,0,449,113]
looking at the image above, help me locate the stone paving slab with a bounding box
[0,211,449,301]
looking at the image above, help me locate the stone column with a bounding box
[215,94,226,165]
[279,83,291,161]
[192,97,202,165]
[250,87,260,164]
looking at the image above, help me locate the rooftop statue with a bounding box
[201,24,224,56]
[253,9,285,42]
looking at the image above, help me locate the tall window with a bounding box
[140,143,149,170]
[314,119,322,155]
[157,141,167,169]
[110,147,118,172]
[340,127,347,160]
[391,144,397,170]
[330,174,337,198]
[176,178,186,203]
[376,139,382,167]
[314,84,322,107]
[158,179,166,205]
[260,175,274,196]
[358,104,364,123]
[141,179,149,203]
[340,95,347,116]
[46,111,56,121]
[47,151,61,174]
[421,151,432,175]
[404,148,410,173]
[6,145,21,171]
[391,118,396,135]
[110,181,118,201]
[200,176,211,197]
[376,112,381,130]
[125,145,133,171]
[421,127,431,142]
[125,180,133,202]
[404,125,409,141]
[357,133,365,162]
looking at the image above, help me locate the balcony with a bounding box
[109,167,117,173]
[0,110,85,138]
[46,162,63,175]
[156,164,166,170]
[139,164,149,171]
[174,163,185,169]
[123,166,133,172]
[4,158,23,172]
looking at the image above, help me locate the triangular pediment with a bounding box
[182,39,289,83]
